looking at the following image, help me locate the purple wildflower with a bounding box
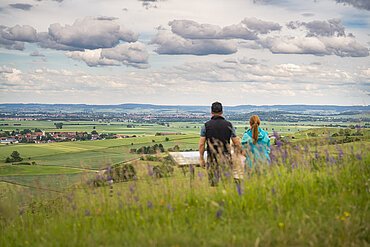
[276,140,283,148]
[198,172,204,180]
[325,150,330,162]
[84,209,91,216]
[271,187,276,195]
[356,153,362,160]
[236,182,242,196]
[314,151,319,160]
[282,150,288,163]
[216,209,223,219]
[273,131,280,139]
[291,162,297,169]
[66,193,74,203]
[129,184,135,194]
[338,149,344,160]
[167,204,173,212]
[147,201,153,209]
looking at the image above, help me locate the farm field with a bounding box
[0,119,364,135]
[0,120,369,246]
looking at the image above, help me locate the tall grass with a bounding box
[0,141,369,246]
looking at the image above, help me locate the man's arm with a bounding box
[199,137,206,168]
[231,136,242,155]
[229,123,242,155]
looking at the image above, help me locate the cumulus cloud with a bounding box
[241,17,282,34]
[46,17,138,50]
[169,20,257,40]
[258,35,369,57]
[9,3,33,11]
[36,32,83,51]
[1,25,38,42]
[0,17,139,52]
[335,0,370,11]
[152,30,237,55]
[287,19,346,37]
[0,26,25,50]
[66,42,149,68]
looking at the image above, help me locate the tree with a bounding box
[20,129,32,135]
[54,122,63,129]
[165,137,170,142]
[91,130,98,135]
[5,151,23,163]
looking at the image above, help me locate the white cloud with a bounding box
[241,17,282,34]
[259,35,369,57]
[66,42,149,68]
[46,17,138,50]
[169,20,257,40]
[152,30,237,55]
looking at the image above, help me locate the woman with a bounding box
[241,115,271,168]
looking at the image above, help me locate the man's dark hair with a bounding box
[211,102,223,113]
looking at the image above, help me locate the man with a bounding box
[199,102,241,186]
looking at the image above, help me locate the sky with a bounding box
[0,0,369,106]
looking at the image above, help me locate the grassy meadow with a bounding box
[0,120,369,246]
[0,140,369,246]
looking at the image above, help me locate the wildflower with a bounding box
[344,211,350,217]
[276,140,283,148]
[282,150,288,163]
[129,184,135,194]
[314,151,319,160]
[271,187,276,195]
[338,149,344,160]
[197,172,204,180]
[216,209,223,219]
[355,153,362,160]
[84,209,91,216]
[147,201,153,209]
[236,182,242,196]
[167,204,173,212]
[291,162,297,169]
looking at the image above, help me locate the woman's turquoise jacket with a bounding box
[241,127,271,168]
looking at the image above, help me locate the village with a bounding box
[0,130,134,144]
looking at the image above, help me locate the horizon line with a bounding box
[0,102,369,107]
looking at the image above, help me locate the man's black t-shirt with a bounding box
[200,116,236,161]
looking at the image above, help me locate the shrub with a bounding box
[153,163,174,178]
[111,163,136,182]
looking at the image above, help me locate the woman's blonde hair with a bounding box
[249,115,261,144]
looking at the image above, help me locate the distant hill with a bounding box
[0,103,369,114]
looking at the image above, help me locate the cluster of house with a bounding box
[0,131,97,144]
[0,130,142,144]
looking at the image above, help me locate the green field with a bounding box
[0,140,369,246]
[0,120,369,246]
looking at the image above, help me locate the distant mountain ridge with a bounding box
[0,103,369,114]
